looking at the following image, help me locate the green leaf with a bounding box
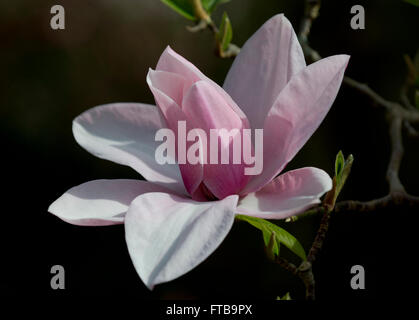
[324,151,354,211]
[277,292,292,300]
[335,150,345,182]
[415,90,419,109]
[161,0,230,20]
[404,0,419,7]
[236,215,307,261]
[216,12,233,52]
[335,151,353,197]
[161,0,195,20]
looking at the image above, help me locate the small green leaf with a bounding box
[324,151,354,211]
[336,153,354,197]
[236,215,307,261]
[161,0,196,20]
[415,90,419,109]
[335,150,345,182]
[216,12,233,52]
[404,0,419,7]
[277,292,292,300]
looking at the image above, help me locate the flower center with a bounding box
[199,182,218,201]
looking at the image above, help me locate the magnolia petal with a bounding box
[182,81,250,199]
[147,71,204,195]
[146,69,186,106]
[48,179,173,226]
[156,46,205,86]
[243,55,350,194]
[237,167,332,219]
[125,192,238,289]
[223,14,306,130]
[156,46,249,127]
[73,103,187,195]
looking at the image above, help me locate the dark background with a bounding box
[1,0,418,299]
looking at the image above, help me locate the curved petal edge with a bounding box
[125,192,238,289]
[237,167,332,219]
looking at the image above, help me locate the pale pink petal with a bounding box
[237,167,332,219]
[124,192,238,289]
[146,69,186,106]
[182,81,250,199]
[156,46,205,86]
[155,46,250,127]
[48,179,174,226]
[73,103,187,195]
[243,55,350,194]
[223,14,306,130]
[147,70,204,195]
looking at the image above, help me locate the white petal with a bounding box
[48,179,173,226]
[237,167,332,219]
[242,55,349,194]
[223,14,306,130]
[125,192,238,289]
[73,103,187,195]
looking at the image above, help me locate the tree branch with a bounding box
[307,208,329,263]
[187,0,240,58]
[274,257,315,300]
[289,0,419,300]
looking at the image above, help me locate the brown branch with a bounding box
[298,0,322,62]
[274,256,298,275]
[342,76,394,110]
[404,120,419,137]
[307,208,330,263]
[387,114,405,193]
[401,54,417,111]
[297,261,315,300]
[306,193,419,216]
[401,85,416,111]
[274,257,315,300]
[297,0,419,197]
[289,0,419,301]
[343,77,419,122]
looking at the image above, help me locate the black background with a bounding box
[1,0,418,300]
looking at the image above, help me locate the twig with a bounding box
[307,208,329,263]
[307,194,419,216]
[404,120,419,137]
[298,0,419,196]
[298,0,322,62]
[274,256,298,275]
[274,257,315,300]
[401,54,417,111]
[401,85,416,111]
[387,113,405,193]
[188,0,239,58]
[291,0,419,300]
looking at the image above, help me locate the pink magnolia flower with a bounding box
[49,14,349,289]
